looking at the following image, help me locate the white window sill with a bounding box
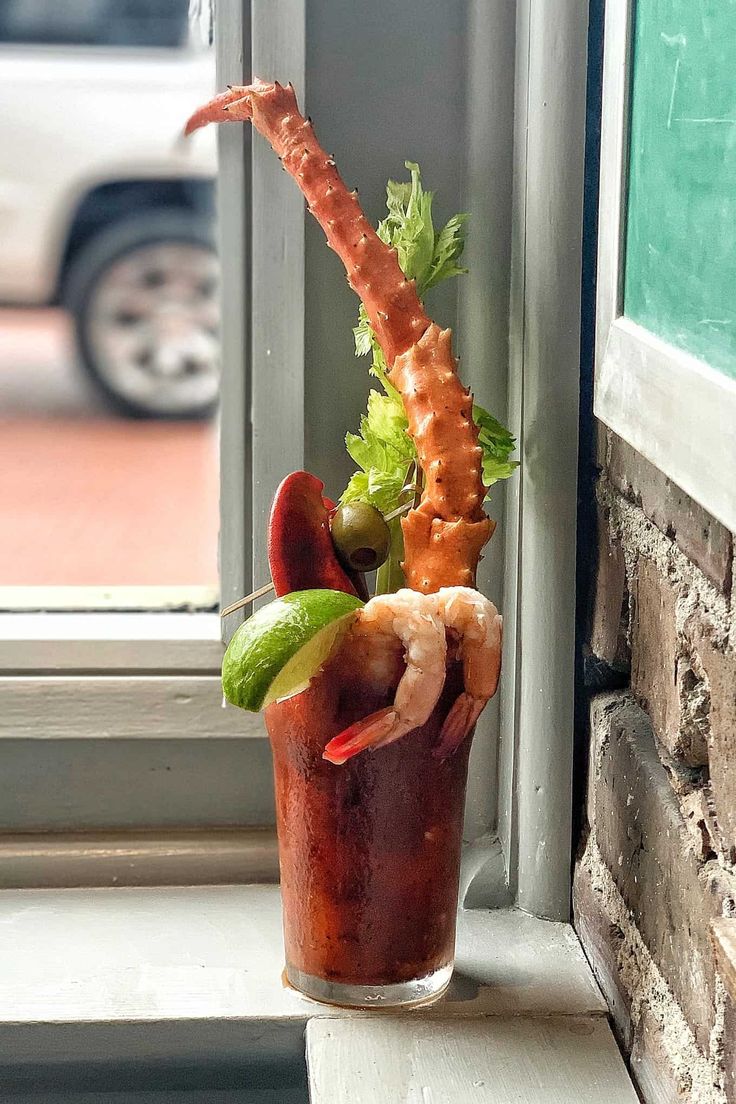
[0,885,637,1101]
[0,610,223,673]
[0,884,603,1025]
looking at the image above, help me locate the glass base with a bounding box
[286,961,453,1009]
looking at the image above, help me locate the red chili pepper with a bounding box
[268,471,364,599]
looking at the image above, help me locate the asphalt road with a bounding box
[0,309,219,591]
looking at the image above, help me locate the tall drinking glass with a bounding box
[265,641,472,1009]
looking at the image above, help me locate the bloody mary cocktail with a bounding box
[188,80,513,1012]
[266,644,471,1007]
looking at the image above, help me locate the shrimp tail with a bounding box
[185,81,430,366]
[323,707,398,765]
[434,692,486,759]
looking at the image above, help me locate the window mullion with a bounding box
[250,1,307,596]
[216,0,253,635]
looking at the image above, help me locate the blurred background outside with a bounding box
[0,0,220,607]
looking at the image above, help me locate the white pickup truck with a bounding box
[0,0,219,417]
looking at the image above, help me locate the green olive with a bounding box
[331,502,391,573]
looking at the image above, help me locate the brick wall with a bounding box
[574,428,736,1102]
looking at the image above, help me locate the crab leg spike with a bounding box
[185,81,430,365]
[183,86,254,134]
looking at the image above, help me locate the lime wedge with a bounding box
[222,589,364,711]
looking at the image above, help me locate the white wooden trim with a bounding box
[594,0,632,369]
[1,732,275,832]
[0,890,619,1098]
[0,586,217,612]
[461,833,513,910]
[506,0,588,921]
[594,0,736,531]
[0,828,506,899]
[459,0,517,844]
[498,0,532,897]
[0,828,279,889]
[306,1017,638,1103]
[0,675,264,739]
[596,318,736,532]
[0,900,617,1096]
[0,888,605,1025]
[250,0,306,591]
[0,612,222,672]
[216,0,253,631]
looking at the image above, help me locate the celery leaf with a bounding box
[473,403,520,487]
[341,162,518,540]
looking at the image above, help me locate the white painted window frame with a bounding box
[0,0,265,870]
[595,0,736,533]
[0,0,588,925]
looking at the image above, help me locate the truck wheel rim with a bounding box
[86,241,219,414]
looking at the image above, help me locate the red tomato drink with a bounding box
[265,644,472,1008]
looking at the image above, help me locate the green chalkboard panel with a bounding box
[624,0,736,380]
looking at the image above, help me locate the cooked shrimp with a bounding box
[322,590,446,765]
[322,586,502,765]
[432,587,503,758]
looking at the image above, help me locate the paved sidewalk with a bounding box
[0,310,218,589]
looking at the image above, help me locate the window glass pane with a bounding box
[624,0,736,379]
[0,0,191,49]
[0,5,219,608]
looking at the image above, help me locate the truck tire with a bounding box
[64,210,219,419]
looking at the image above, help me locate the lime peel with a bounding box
[222,589,364,712]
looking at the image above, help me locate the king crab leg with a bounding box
[186,81,429,365]
[186,80,493,593]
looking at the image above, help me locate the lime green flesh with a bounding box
[222,589,363,712]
